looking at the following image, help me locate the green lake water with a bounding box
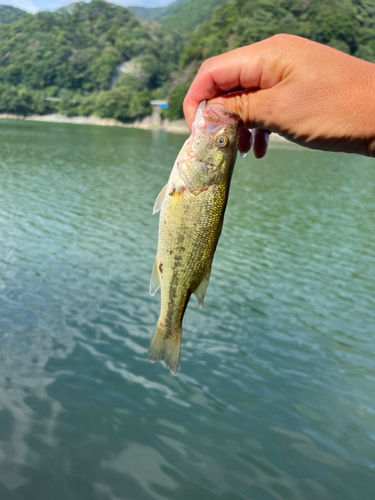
[0,119,374,499]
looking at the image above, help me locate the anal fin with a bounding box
[194,264,212,308]
[149,256,161,296]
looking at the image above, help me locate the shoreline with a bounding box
[0,112,190,134]
[0,112,291,145]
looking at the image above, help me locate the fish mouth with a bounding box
[193,101,241,133]
[203,103,240,126]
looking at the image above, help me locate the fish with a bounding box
[148,100,241,374]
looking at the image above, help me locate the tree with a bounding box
[165,83,189,120]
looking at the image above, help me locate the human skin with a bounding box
[183,34,375,158]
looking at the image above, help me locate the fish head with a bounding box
[190,101,241,180]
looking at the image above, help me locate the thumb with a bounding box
[210,93,274,159]
[208,89,276,131]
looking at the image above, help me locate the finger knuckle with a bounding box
[269,33,292,46]
[200,56,216,73]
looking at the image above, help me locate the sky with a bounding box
[1,0,175,14]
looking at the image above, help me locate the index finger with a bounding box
[183,38,287,131]
[183,48,262,131]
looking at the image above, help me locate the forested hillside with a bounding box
[0,0,182,119]
[129,0,226,32]
[0,0,374,122]
[181,0,375,68]
[0,5,26,24]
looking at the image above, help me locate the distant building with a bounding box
[150,100,168,126]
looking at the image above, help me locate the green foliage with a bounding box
[165,83,190,120]
[96,89,131,120]
[180,0,375,73]
[129,90,152,119]
[58,90,96,117]
[90,46,121,90]
[0,5,26,24]
[0,85,56,114]
[161,0,228,32]
[95,88,151,121]
[0,86,32,114]
[0,0,183,121]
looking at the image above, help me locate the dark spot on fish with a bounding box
[169,250,173,255]
[159,263,163,274]
[193,223,196,226]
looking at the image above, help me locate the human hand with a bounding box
[183,35,375,158]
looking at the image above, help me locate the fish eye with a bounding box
[217,135,229,148]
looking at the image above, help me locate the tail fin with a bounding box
[148,321,182,374]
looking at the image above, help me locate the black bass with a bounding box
[149,101,241,373]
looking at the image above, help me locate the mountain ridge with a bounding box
[128,0,190,22]
[0,5,27,24]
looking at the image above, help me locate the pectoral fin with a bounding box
[149,256,160,296]
[153,184,167,214]
[194,265,212,308]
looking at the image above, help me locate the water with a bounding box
[0,119,374,500]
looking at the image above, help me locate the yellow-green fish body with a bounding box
[149,101,240,373]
